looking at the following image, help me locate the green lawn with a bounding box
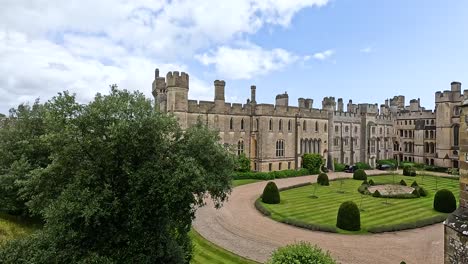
[190,229,259,264]
[233,179,263,187]
[0,213,39,242]
[261,174,459,234]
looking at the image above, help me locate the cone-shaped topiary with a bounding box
[336,201,360,231]
[317,173,330,186]
[362,179,368,185]
[372,190,381,197]
[411,181,418,188]
[411,189,420,198]
[434,189,456,213]
[353,169,367,180]
[262,181,280,204]
[400,179,407,186]
[418,186,428,197]
[368,179,375,186]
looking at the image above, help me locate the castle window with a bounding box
[431,120,435,125]
[379,127,382,134]
[315,121,319,132]
[345,126,349,133]
[372,127,376,135]
[256,118,259,131]
[288,120,292,131]
[334,137,339,146]
[454,106,460,116]
[335,126,339,133]
[269,163,272,171]
[324,124,327,132]
[405,120,407,125]
[279,120,283,131]
[240,119,244,130]
[303,120,307,131]
[288,162,291,169]
[279,163,282,170]
[230,118,233,130]
[454,125,460,146]
[269,119,273,131]
[237,140,244,155]
[276,140,285,157]
[355,127,358,133]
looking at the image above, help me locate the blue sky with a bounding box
[0,0,467,112]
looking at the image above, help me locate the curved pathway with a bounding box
[193,170,448,264]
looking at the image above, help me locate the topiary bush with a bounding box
[302,154,323,174]
[268,241,336,264]
[353,169,367,180]
[317,173,329,186]
[403,166,416,176]
[362,179,368,185]
[400,179,407,186]
[434,189,456,213]
[368,179,375,186]
[372,190,381,197]
[417,186,428,197]
[411,181,418,188]
[411,189,420,198]
[336,201,360,231]
[262,181,280,204]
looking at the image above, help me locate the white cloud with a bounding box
[360,47,373,53]
[0,0,330,112]
[196,43,302,79]
[312,49,335,60]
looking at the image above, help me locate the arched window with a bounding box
[335,125,339,133]
[303,120,307,131]
[276,140,285,157]
[288,120,292,131]
[279,119,283,131]
[454,125,460,146]
[345,126,349,133]
[269,119,273,131]
[315,121,319,132]
[229,118,233,130]
[256,118,259,131]
[240,118,244,130]
[237,140,244,155]
[379,127,382,135]
[431,120,435,125]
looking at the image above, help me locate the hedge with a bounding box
[280,219,337,233]
[255,198,271,216]
[355,162,372,170]
[367,215,448,233]
[234,168,309,180]
[334,162,346,172]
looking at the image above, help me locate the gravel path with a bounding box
[193,170,449,264]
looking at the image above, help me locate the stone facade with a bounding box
[443,99,468,263]
[152,69,465,172]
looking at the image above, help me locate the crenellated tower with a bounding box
[152,69,167,112]
[166,71,189,112]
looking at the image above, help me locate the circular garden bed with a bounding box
[257,174,459,234]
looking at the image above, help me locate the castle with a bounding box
[152,69,465,172]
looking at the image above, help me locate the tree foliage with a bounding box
[0,87,236,263]
[236,153,251,172]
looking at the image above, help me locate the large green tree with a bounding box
[0,87,236,263]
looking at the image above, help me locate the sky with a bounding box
[1,0,467,113]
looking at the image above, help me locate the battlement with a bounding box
[166,71,189,88]
[397,110,435,119]
[358,103,379,115]
[435,90,464,103]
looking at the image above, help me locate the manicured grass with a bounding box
[261,174,459,234]
[0,213,39,242]
[233,179,263,187]
[190,229,259,264]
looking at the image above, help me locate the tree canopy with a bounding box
[0,87,236,263]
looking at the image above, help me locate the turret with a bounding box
[298,98,306,108]
[409,99,420,112]
[166,71,189,112]
[321,97,336,111]
[250,85,256,103]
[275,92,289,107]
[305,98,313,109]
[451,81,461,92]
[152,68,167,112]
[337,98,344,112]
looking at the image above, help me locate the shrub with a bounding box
[321,165,329,173]
[434,189,456,213]
[317,173,330,186]
[236,153,251,172]
[362,179,368,185]
[262,182,280,204]
[358,184,370,195]
[368,179,375,186]
[372,190,381,197]
[403,166,416,176]
[417,186,428,197]
[411,189,420,198]
[336,201,360,231]
[268,242,337,264]
[355,162,372,170]
[233,169,309,180]
[302,154,323,174]
[411,181,418,187]
[334,162,346,172]
[400,179,407,186]
[353,169,367,180]
[377,159,397,167]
